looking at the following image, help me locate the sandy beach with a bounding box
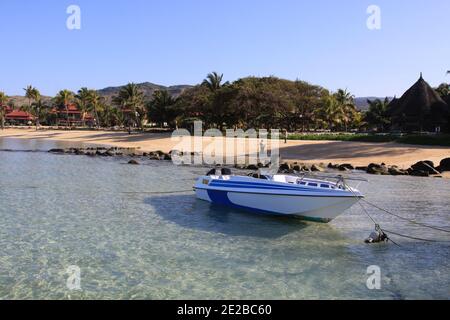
[1,128,449,170]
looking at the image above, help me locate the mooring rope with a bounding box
[344,183,450,245]
[361,199,450,233]
[381,229,450,243]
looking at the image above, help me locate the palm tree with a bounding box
[202,72,228,92]
[86,90,104,128]
[75,87,91,126]
[112,83,145,131]
[314,95,341,130]
[147,90,177,128]
[30,88,42,129]
[334,89,356,131]
[24,85,35,109]
[54,89,74,127]
[365,98,391,131]
[0,91,9,129]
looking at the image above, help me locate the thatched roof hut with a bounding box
[387,74,449,131]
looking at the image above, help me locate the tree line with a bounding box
[1,73,449,132]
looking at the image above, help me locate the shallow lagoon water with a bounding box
[0,137,449,299]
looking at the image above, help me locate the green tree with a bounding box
[334,89,357,131]
[75,87,91,126]
[201,72,228,92]
[54,89,75,127]
[86,90,104,128]
[24,85,35,109]
[30,88,42,129]
[435,83,449,99]
[112,83,146,131]
[0,91,9,129]
[147,90,177,128]
[365,98,391,131]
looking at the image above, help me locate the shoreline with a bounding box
[1,127,450,178]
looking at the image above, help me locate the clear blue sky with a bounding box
[0,0,449,97]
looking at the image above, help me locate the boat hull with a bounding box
[195,187,360,223]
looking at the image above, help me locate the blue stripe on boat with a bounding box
[209,182,334,193]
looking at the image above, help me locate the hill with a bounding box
[97,82,192,102]
[354,97,393,111]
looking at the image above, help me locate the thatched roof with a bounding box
[388,74,449,125]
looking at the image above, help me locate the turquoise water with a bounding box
[0,137,449,299]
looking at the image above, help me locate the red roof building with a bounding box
[50,103,95,126]
[5,109,35,124]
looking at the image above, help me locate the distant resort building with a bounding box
[387,74,450,132]
[5,109,35,125]
[49,103,95,126]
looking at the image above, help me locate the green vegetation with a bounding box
[2,74,449,136]
[287,133,450,146]
[0,91,9,129]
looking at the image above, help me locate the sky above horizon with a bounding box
[1,0,449,97]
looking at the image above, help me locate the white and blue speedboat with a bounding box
[194,169,365,222]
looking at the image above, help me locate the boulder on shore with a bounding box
[311,164,325,172]
[279,163,291,171]
[409,169,429,177]
[367,163,389,175]
[327,163,339,169]
[338,163,354,171]
[246,164,259,170]
[439,158,450,172]
[388,165,408,176]
[411,160,438,174]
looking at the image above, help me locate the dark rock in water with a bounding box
[311,164,325,172]
[367,163,389,175]
[301,165,311,172]
[128,159,140,165]
[292,165,301,171]
[104,151,114,157]
[163,154,172,161]
[411,160,437,174]
[327,163,339,169]
[142,152,148,157]
[279,163,291,171]
[388,165,408,176]
[149,153,160,160]
[75,150,86,155]
[410,170,429,177]
[246,164,259,170]
[338,163,354,171]
[439,158,450,172]
[48,149,65,153]
[355,166,368,171]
